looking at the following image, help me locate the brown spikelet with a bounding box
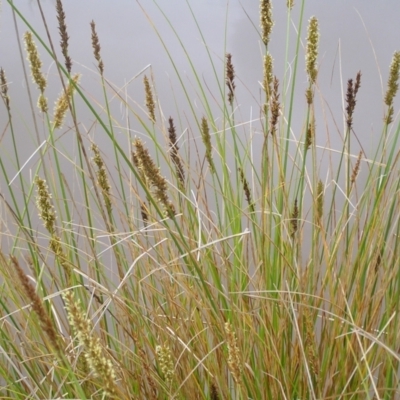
[384,51,400,124]
[263,53,274,110]
[225,322,242,387]
[239,167,255,213]
[35,176,57,235]
[260,0,274,46]
[90,20,104,75]
[144,75,156,123]
[141,203,149,226]
[168,117,185,188]
[11,255,61,353]
[351,151,363,184]
[200,117,216,174]
[0,68,10,112]
[345,71,362,130]
[226,53,236,106]
[287,0,295,9]
[269,76,280,135]
[210,382,220,400]
[305,117,315,149]
[304,310,319,384]
[56,0,72,73]
[133,138,175,217]
[305,87,313,105]
[290,198,299,237]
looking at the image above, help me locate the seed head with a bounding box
[90,20,104,75]
[384,51,400,124]
[144,75,156,123]
[24,31,47,93]
[226,53,236,106]
[260,0,274,46]
[306,17,319,84]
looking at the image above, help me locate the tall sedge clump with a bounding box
[133,138,175,217]
[56,0,72,73]
[224,322,242,387]
[53,73,80,129]
[11,255,61,353]
[156,344,174,388]
[260,0,274,47]
[384,51,400,125]
[92,144,112,215]
[35,176,71,278]
[90,20,104,75]
[24,31,48,112]
[226,53,236,106]
[200,117,216,174]
[63,291,118,397]
[144,75,156,123]
[167,117,185,189]
[0,68,10,112]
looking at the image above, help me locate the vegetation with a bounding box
[1,0,400,398]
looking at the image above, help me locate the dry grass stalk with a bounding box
[306,16,319,84]
[63,290,118,397]
[133,138,175,217]
[226,53,236,106]
[11,255,61,353]
[90,20,104,75]
[260,0,274,46]
[168,117,185,188]
[224,322,242,387]
[144,75,156,122]
[56,0,72,73]
[384,51,400,124]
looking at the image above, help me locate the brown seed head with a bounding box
[56,0,72,73]
[384,51,400,124]
[260,0,274,46]
[306,17,319,84]
[0,68,10,112]
[144,75,156,123]
[226,53,236,106]
[90,20,104,75]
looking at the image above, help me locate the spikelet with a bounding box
[35,176,57,235]
[53,73,80,129]
[305,117,315,149]
[90,20,104,75]
[269,76,280,135]
[290,198,299,237]
[345,72,362,130]
[239,167,255,213]
[351,151,363,184]
[260,0,274,46]
[133,138,175,217]
[0,68,10,112]
[63,291,117,397]
[263,53,274,103]
[226,53,236,106]
[144,75,156,123]
[210,382,220,400]
[384,51,400,124]
[24,31,48,112]
[224,322,242,387]
[306,17,319,84]
[91,143,112,214]
[56,0,72,73]
[168,117,185,188]
[200,117,216,174]
[156,344,174,387]
[11,255,61,353]
[287,0,295,10]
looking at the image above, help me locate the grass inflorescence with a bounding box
[1,0,400,399]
